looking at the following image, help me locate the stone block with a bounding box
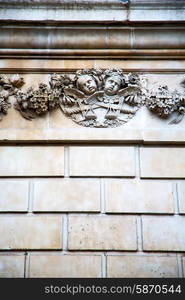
[177,183,185,214]
[107,255,178,278]
[140,147,185,178]
[0,255,25,278]
[182,257,185,277]
[0,146,64,176]
[0,216,62,250]
[142,216,185,251]
[106,179,174,213]
[33,179,100,212]
[0,180,29,212]
[68,216,137,250]
[69,146,135,177]
[29,255,101,278]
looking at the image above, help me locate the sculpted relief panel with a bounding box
[0,69,185,127]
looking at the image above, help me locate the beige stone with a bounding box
[107,255,178,278]
[0,255,25,278]
[182,258,185,277]
[0,146,64,176]
[94,59,185,71]
[133,28,185,49]
[0,216,62,250]
[0,104,49,130]
[49,109,81,128]
[63,59,94,69]
[68,216,137,250]
[177,183,185,214]
[106,179,174,213]
[2,59,185,72]
[33,179,100,212]
[142,216,185,251]
[140,147,185,178]
[69,146,135,177]
[29,255,101,278]
[0,180,29,212]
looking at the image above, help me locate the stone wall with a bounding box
[0,0,185,278]
[0,144,185,277]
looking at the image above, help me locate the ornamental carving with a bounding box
[53,69,146,128]
[0,74,24,120]
[146,84,185,124]
[1,69,185,126]
[15,83,59,120]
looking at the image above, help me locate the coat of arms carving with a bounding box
[50,69,146,127]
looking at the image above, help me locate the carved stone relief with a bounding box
[1,69,185,127]
[0,74,24,120]
[50,69,146,128]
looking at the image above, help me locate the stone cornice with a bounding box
[0,25,185,59]
[0,0,185,23]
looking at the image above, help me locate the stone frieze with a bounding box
[1,69,185,127]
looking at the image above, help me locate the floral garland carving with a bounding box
[1,69,185,127]
[0,74,24,120]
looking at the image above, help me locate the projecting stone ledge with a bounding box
[0,0,184,22]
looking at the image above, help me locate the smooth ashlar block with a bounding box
[177,183,185,214]
[0,146,64,176]
[68,215,137,250]
[105,179,174,213]
[0,181,29,212]
[0,216,62,250]
[107,255,178,278]
[0,255,25,278]
[140,147,185,178]
[142,216,185,251]
[29,255,101,278]
[33,179,100,212]
[69,146,135,177]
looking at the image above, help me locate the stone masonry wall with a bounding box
[0,144,185,277]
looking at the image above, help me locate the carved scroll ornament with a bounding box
[1,69,185,127]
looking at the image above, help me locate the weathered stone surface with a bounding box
[0,255,25,278]
[33,179,100,212]
[177,183,185,214]
[107,255,178,278]
[142,216,185,251]
[69,147,135,177]
[0,146,64,176]
[0,180,29,212]
[0,216,62,250]
[140,147,185,178]
[29,255,101,278]
[68,216,137,250]
[182,257,185,277]
[105,179,174,213]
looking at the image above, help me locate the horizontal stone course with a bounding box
[69,146,135,177]
[105,179,174,213]
[0,181,29,212]
[29,255,101,278]
[0,255,25,278]
[142,216,185,251]
[33,179,100,212]
[0,216,62,250]
[107,255,178,278]
[0,146,64,177]
[140,147,185,178]
[68,215,137,250]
